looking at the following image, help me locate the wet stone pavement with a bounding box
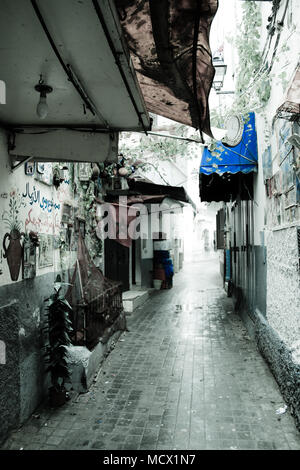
[2,253,300,451]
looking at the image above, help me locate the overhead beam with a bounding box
[8,129,118,164]
[30,0,109,126]
[92,0,151,134]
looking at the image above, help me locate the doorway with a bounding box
[105,239,130,292]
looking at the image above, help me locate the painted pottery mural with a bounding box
[2,191,25,281]
[3,229,25,281]
[0,180,64,283]
[0,162,103,285]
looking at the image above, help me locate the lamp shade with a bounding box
[213,58,227,91]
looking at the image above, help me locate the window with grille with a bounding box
[216,209,225,249]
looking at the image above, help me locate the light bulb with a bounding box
[118,167,128,176]
[37,95,48,119]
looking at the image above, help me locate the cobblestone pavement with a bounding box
[2,253,300,451]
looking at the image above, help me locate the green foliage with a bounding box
[209,108,225,130]
[2,190,24,233]
[119,125,199,164]
[116,125,200,186]
[44,276,73,392]
[233,2,270,112]
[216,2,271,125]
[90,237,102,259]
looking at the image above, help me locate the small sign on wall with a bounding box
[25,162,35,176]
[23,237,37,279]
[38,234,53,268]
[35,163,53,185]
[78,163,91,181]
[276,120,293,164]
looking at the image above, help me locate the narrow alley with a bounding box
[2,253,300,451]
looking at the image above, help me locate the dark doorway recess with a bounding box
[105,239,129,292]
[132,239,136,285]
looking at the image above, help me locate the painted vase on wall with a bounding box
[1,189,26,281]
[3,229,25,281]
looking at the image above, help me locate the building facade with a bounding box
[200,0,300,429]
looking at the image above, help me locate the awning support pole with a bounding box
[10,155,34,173]
[135,130,206,145]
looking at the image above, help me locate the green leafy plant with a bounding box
[2,190,23,233]
[120,124,199,162]
[215,1,270,126]
[44,275,73,406]
[117,123,200,185]
[89,236,103,259]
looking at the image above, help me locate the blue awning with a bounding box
[200,112,258,175]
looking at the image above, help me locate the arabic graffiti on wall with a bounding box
[22,182,61,212]
[25,208,61,234]
[0,180,64,283]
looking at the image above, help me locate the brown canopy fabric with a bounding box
[127,178,191,204]
[115,0,218,139]
[65,233,125,349]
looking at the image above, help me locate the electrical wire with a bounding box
[268,0,290,73]
[236,0,291,102]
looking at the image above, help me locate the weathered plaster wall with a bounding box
[242,1,300,428]
[0,129,75,287]
[259,1,300,122]
[0,127,74,423]
[249,0,300,362]
[0,301,20,445]
[0,129,63,441]
[0,273,58,425]
[254,310,300,431]
[0,127,106,443]
[266,226,300,354]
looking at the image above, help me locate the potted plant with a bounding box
[44,275,73,407]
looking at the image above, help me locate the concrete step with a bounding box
[122,290,149,313]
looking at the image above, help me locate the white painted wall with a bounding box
[207,0,300,355]
[252,0,300,351]
[266,226,300,352]
[0,129,76,287]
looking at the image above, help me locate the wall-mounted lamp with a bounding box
[212,56,227,92]
[34,75,52,119]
